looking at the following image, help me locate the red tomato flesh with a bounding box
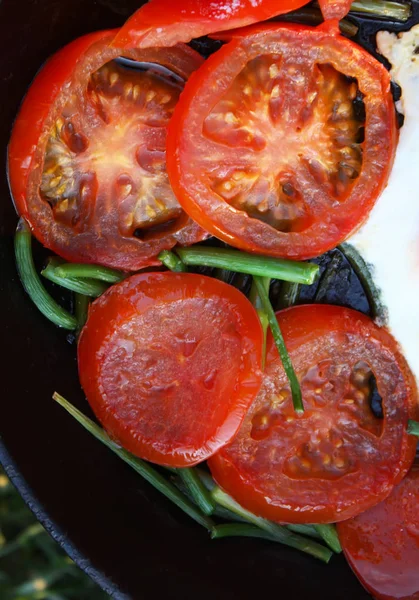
[338,463,419,600]
[167,24,397,260]
[8,32,206,271]
[78,272,263,467]
[209,305,418,523]
[112,0,311,49]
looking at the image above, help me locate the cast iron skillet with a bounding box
[0,2,418,598]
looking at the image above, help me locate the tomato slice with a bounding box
[112,0,311,49]
[78,272,263,467]
[208,305,418,523]
[167,24,397,260]
[338,464,419,600]
[8,31,206,271]
[319,0,353,21]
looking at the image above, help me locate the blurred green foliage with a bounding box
[0,467,110,600]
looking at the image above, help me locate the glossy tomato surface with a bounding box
[167,24,397,260]
[338,463,419,600]
[112,0,311,48]
[209,305,418,523]
[78,272,263,467]
[8,31,206,271]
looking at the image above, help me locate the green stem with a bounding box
[42,259,108,297]
[53,393,214,530]
[211,487,332,563]
[338,243,386,322]
[313,524,342,554]
[176,247,319,285]
[254,276,303,413]
[74,293,89,333]
[349,0,411,21]
[407,420,419,437]
[177,469,215,516]
[250,277,271,370]
[158,250,187,272]
[277,281,300,310]
[14,219,77,330]
[54,263,125,283]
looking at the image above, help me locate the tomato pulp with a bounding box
[78,272,263,467]
[8,31,206,271]
[338,464,419,600]
[209,305,418,523]
[167,24,397,260]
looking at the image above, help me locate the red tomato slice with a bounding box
[209,305,418,523]
[338,463,419,600]
[8,31,206,271]
[112,0,311,49]
[167,24,397,260]
[78,272,263,467]
[319,0,353,21]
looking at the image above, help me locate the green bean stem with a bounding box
[54,263,125,283]
[74,293,90,333]
[177,469,215,516]
[176,247,319,285]
[14,219,77,330]
[211,487,332,563]
[338,243,385,322]
[349,0,411,20]
[42,259,108,298]
[250,277,271,370]
[277,281,301,310]
[53,393,214,530]
[407,420,419,437]
[254,276,303,413]
[313,524,342,554]
[158,250,187,272]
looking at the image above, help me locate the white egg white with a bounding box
[348,24,419,382]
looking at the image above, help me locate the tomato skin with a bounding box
[111,0,311,49]
[8,32,206,271]
[338,464,419,600]
[167,24,397,261]
[8,30,115,218]
[78,272,263,467]
[319,0,353,21]
[209,305,418,524]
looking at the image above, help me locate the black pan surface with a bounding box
[0,2,417,598]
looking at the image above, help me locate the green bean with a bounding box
[176,247,319,285]
[211,487,332,563]
[349,0,411,21]
[14,219,77,330]
[313,524,342,554]
[54,263,125,283]
[254,276,303,413]
[277,281,301,310]
[177,469,215,516]
[158,250,187,272]
[42,259,108,297]
[53,393,214,531]
[74,293,90,333]
[339,243,386,322]
[250,277,271,370]
[407,420,419,437]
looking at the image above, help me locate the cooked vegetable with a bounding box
[78,272,263,467]
[209,305,418,524]
[176,247,319,284]
[158,249,187,272]
[42,259,108,298]
[167,23,397,260]
[14,219,77,330]
[54,263,125,284]
[338,463,419,600]
[8,31,206,271]
[407,420,419,437]
[253,276,303,413]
